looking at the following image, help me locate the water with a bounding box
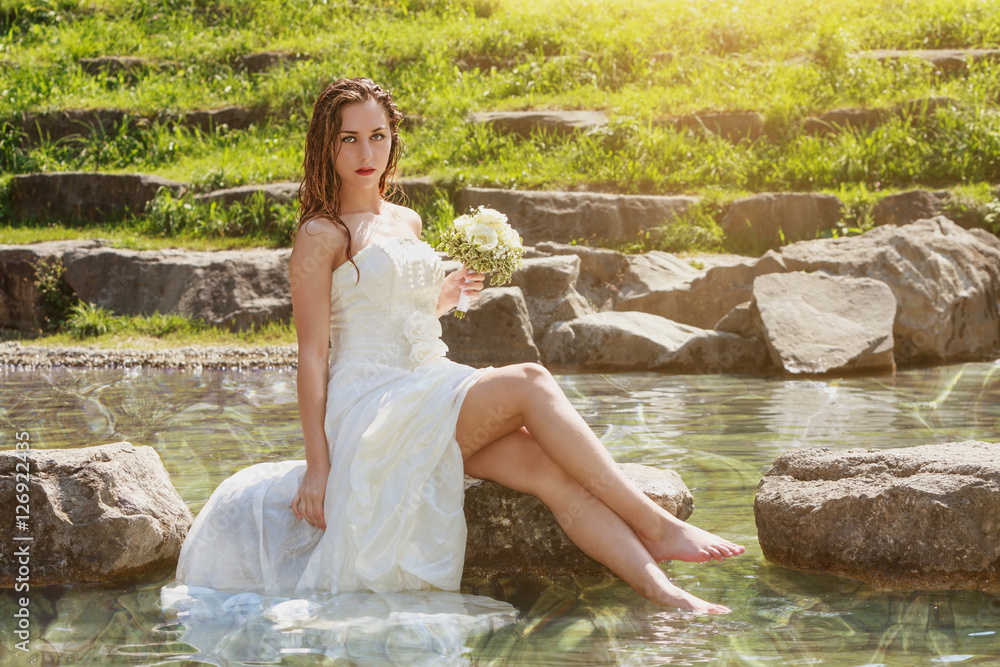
[1,362,999,665]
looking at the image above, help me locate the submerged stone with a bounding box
[0,442,193,586]
[464,463,693,577]
[755,442,1000,592]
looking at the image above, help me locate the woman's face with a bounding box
[334,99,393,192]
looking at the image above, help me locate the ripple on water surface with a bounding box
[1,362,998,665]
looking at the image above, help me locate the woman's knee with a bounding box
[514,362,559,396]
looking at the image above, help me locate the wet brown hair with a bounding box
[297,77,404,277]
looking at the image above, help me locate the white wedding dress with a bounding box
[161,236,515,663]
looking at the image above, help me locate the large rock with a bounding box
[441,287,540,366]
[779,217,1000,364]
[720,192,844,249]
[468,110,608,138]
[0,442,193,586]
[0,240,102,330]
[755,442,1000,592]
[62,245,293,330]
[619,216,1000,365]
[509,255,593,343]
[616,251,705,314]
[457,187,698,245]
[750,272,897,375]
[10,172,186,222]
[617,250,785,330]
[465,463,693,577]
[541,311,768,373]
[534,241,629,311]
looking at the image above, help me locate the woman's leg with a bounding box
[464,427,730,613]
[457,363,744,564]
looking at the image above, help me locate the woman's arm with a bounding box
[289,219,343,530]
[398,205,486,317]
[436,266,484,318]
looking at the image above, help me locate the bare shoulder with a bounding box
[291,217,347,266]
[384,201,422,237]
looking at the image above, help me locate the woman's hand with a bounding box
[437,266,485,317]
[292,460,331,529]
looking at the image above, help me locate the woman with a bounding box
[176,77,743,614]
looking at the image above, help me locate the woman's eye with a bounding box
[341,136,355,143]
[372,133,385,141]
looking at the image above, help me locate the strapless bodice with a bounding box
[329,236,448,370]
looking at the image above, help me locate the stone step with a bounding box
[9,172,185,222]
[77,56,183,82]
[18,105,284,145]
[456,187,698,245]
[234,50,310,74]
[803,97,957,135]
[857,48,1000,76]
[467,110,609,138]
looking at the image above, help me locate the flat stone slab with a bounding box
[858,49,1000,75]
[457,187,697,245]
[235,51,309,74]
[194,181,300,207]
[755,442,1000,592]
[0,442,193,586]
[803,97,955,135]
[468,110,608,138]
[19,105,276,145]
[657,111,765,142]
[465,463,693,577]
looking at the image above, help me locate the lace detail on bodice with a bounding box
[329,236,446,370]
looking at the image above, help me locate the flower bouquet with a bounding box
[437,206,523,318]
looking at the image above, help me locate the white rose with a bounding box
[475,207,508,231]
[501,226,521,249]
[404,311,442,345]
[453,214,475,234]
[464,222,499,251]
[409,339,449,366]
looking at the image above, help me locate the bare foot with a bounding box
[639,512,745,564]
[639,564,731,614]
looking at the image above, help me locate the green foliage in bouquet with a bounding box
[436,206,524,286]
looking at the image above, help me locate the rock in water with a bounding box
[0,442,194,586]
[755,442,1000,592]
[750,272,897,375]
[464,463,693,577]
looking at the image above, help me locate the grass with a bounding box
[3,0,1000,342]
[7,301,297,347]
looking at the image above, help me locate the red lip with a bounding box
[356,168,376,176]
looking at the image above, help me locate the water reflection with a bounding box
[1,363,998,664]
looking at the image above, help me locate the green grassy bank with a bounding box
[2,0,999,344]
